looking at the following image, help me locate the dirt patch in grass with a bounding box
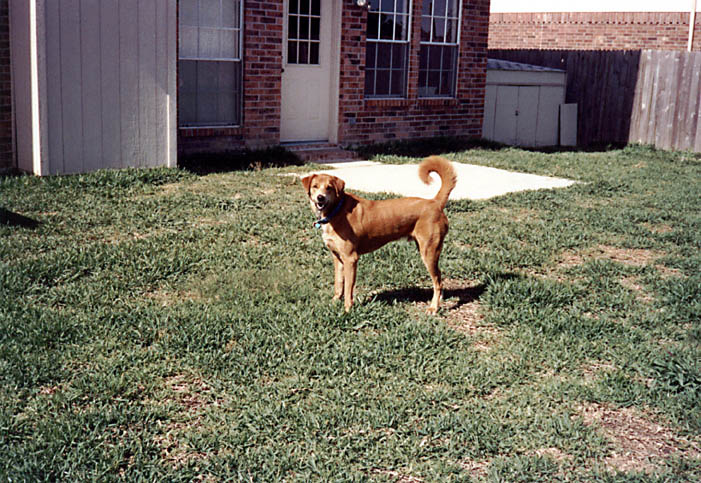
[166,374,215,412]
[495,206,540,223]
[555,245,682,279]
[595,245,665,267]
[619,276,655,304]
[533,446,574,463]
[143,287,204,307]
[371,468,423,482]
[38,385,61,396]
[439,279,500,350]
[558,245,665,269]
[154,374,219,469]
[655,264,683,278]
[458,458,490,478]
[580,361,617,384]
[644,223,674,235]
[576,403,701,474]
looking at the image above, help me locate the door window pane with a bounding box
[287,0,321,65]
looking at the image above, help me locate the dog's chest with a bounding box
[321,225,342,253]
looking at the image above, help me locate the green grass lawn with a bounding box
[1,144,699,481]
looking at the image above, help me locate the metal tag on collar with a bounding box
[313,198,343,229]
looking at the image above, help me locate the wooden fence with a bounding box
[488,49,701,152]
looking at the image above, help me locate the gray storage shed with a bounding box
[483,59,573,148]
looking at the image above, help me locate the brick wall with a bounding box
[489,12,701,51]
[178,0,283,155]
[0,0,12,170]
[338,0,490,145]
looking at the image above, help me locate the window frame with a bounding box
[178,0,244,128]
[286,0,322,66]
[364,0,413,99]
[418,0,462,98]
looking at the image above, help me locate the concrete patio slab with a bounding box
[306,160,576,200]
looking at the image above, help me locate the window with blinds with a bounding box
[178,0,243,127]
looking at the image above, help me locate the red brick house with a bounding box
[488,1,700,51]
[181,0,491,155]
[4,0,491,175]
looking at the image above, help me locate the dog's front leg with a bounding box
[342,255,358,312]
[332,253,344,301]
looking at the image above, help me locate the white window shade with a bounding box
[179,0,242,61]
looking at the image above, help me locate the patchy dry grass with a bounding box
[577,403,701,474]
[1,145,699,480]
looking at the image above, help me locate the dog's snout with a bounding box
[316,194,326,202]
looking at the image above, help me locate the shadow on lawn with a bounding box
[179,146,304,175]
[1,208,41,229]
[178,137,633,176]
[371,283,487,311]
[370,273,523,311]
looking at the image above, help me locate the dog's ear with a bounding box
[332,176,345,197]
[301,174,315,195]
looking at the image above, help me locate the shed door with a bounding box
[493,85,539,147]
[487,84,564,148]
[281,0,332,142]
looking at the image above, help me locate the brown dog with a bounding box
[301,156,457,314]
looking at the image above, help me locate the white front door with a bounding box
[281,0,332,142]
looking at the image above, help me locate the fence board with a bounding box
[646,51,662,145]
[631,50,652,145]
[674,51,693,150]
[687,54,701,152]
[488,49,701,152]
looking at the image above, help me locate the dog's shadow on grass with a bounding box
[370,273,521,312]
[370,282,487,311]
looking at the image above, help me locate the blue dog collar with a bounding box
[314,198,344,229]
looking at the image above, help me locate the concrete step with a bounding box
[284,143,361,164]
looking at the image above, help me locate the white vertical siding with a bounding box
[81,0,104,173]
[58,2,83,174]
[119,0,139,170]
[44,0,64,174]
[100,0,122,170]
[11,0,177,175]
[138,0,157,168]
[9,0,35,173]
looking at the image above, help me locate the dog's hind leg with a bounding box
[417,234,445,314]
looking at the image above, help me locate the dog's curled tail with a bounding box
[418,156,457,209]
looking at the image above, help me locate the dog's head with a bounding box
[301,173,345,215]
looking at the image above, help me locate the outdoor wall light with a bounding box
[355,0,368,7]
